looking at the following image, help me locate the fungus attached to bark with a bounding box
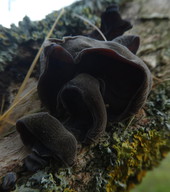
[39,35,152,122]
[16,34,152,171]
[16,112,77,170]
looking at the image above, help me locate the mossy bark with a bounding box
[0,0,170,191]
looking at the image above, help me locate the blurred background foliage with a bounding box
[132,153,170,192]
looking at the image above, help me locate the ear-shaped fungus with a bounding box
[16,112,77,168]
[38,42,75,115]
[56,73,107,144]
[16,34,152,170]
[89,4,132,40]
[39,35,152,123]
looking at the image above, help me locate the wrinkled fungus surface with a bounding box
[16,4,152,174]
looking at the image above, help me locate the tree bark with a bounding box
[0,0,170,191]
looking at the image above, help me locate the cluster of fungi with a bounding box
[16,4,152,172]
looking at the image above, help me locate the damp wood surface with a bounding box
[0,0,170,191]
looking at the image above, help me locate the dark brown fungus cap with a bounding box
[38,35,152,122]
[16,35,152,169]
[89,4,132,40]
[56,73,107,143]
[100,4,132,40]
[38,42,75,115]
[16,112,77,167]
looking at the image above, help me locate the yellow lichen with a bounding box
[105,127,170,192]
[64,188,78,192]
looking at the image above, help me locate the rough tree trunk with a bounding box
[0,0,170,191]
